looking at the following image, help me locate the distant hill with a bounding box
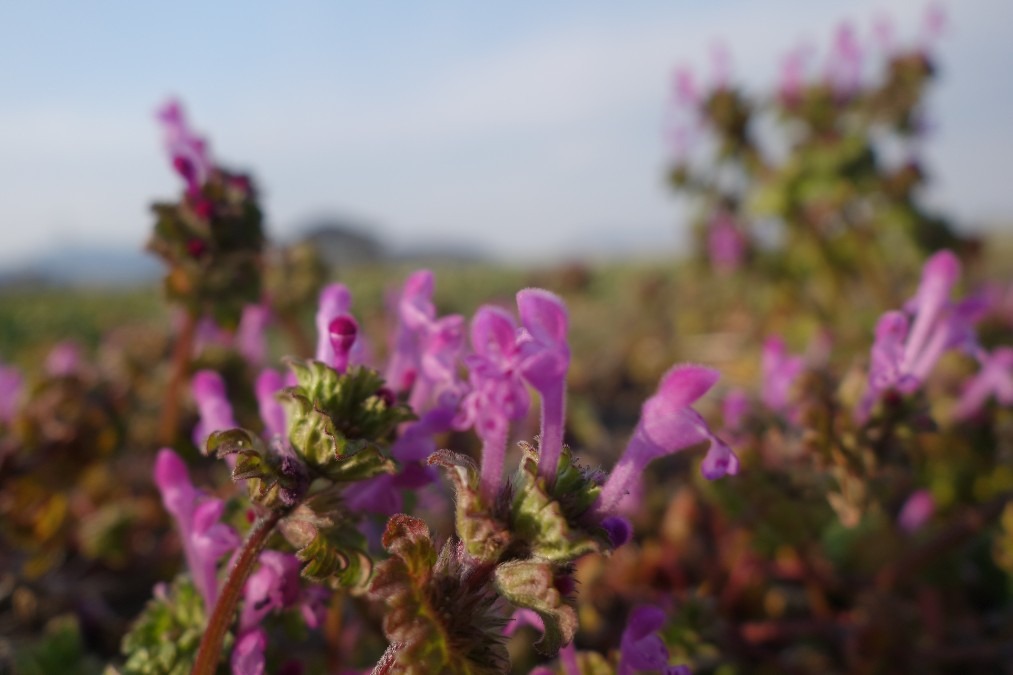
[0,246,160,287]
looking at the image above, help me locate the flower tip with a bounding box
[192,369,226,400]
[318,283,352,315]
[656,363,720,409]
[516,288,569,344]
[153,448,188,490]
[601,516,633,548]
[924,249,960,285]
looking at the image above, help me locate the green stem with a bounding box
[192,510,283,675]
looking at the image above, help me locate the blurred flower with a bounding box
[192,370,238,451]
[898,489,935,533]
[153,449,240,613]
[618,605,691,675]
[156,99,212,196]
[45,341,81,377]
[315,284,353,367]
[0,363,22,424]
[598,365,737,514]
[707,212,746,272]
[255,368,287,440]
[231,628,267,675]
[761,336,805,416]
[237,305,271,367]
[954,347,1013,420]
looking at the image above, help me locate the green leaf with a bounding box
[208,428,307,508]
[428,450,512,563]
[279,497,373,587]
[320,444,396,483]
[493,559,577,656]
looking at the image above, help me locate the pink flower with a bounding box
[255,369,287,440]
[45,341,81,377]
[156,99,212,196]
[761,337,805,415]
[153,449,240,613]
[457,306,531,499]
[328,315,359,375]
[237,305,271,367]
[825,22,863,98]
[597,365,737,515]
[516,289,571,482]
[954,347,1013,420]
[192,370,238,451]
[239,551,303,632]
[707,212,746,272]
[0,363,23,424]
[231,628,266,675]
[898,489,935,533]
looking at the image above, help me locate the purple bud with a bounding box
[156,99,212,194]
[314,284,353,366]
[328,315,359,374]
[601,515,633,548]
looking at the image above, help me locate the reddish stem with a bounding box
[192,510,282,675]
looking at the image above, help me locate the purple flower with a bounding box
[761,337,805,415]
[954,347,1013,420]
[386,270,435,393]
[722,388,750,436]
[516,289,571,483]
[618,605,690,675]
[921,3,947,45]
[825,22,863,98]
[156,99,212,196]
[255,369,287,440]
[597,365,737,515]
[0,363,23,424]
[672,66,699,107]
[45,341,81,377]
[779,43,812,105]
[860,251,980,419]
[707,212,746,272]
[314,283,353,367]
[231,628,266,675]
[898,489,935,533]
[192,370,238,451]
[237,305,271,367]
[239,551,302,632]
[457,306,531,499]
[153,449,240,613]
[192,315,232,357]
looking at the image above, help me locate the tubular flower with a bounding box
[618,605,691,675]
[192,370,239,451]
[156,99,212,195]
[153,449,240,613]
[237,304,271,367]
[898,489,935,533]
[0,363,23,424]
[597,365,737,515]
[255,368,287,440]
[954,347,1013,420]
[457,305,531,499]
[860,250,983,419]
[761,336,805,415]
[516,288,571,482]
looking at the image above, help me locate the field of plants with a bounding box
[2,9,1012,675]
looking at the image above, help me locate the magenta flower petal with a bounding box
[954,347,1013,419]
[328,315,359,374]
[0,364,23,424]
[231,628,267,675]
[192,370,238,451]
[237,305,271,367]
[618,605,671,674]
[701,437,740,480]
[314,284,353,365]
[255,369,286,440]
[45,341,81,377]
[761,337,804,414]
[898,490,935,533]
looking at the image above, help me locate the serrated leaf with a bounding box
[279,499,373,587]
[208,428,307,508]
[509,445,610,563]
[320,443,396,483]
[493,559,576,656]
[428,450,511,563]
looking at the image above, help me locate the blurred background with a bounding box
[1,0,1011,283]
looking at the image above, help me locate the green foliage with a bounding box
[14,615,103,675]
[281,361,413,469]
[279,496,373,587]
[493,560,577,656]
[118,576,227,675]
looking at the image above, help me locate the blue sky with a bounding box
[1,0,1011,267]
